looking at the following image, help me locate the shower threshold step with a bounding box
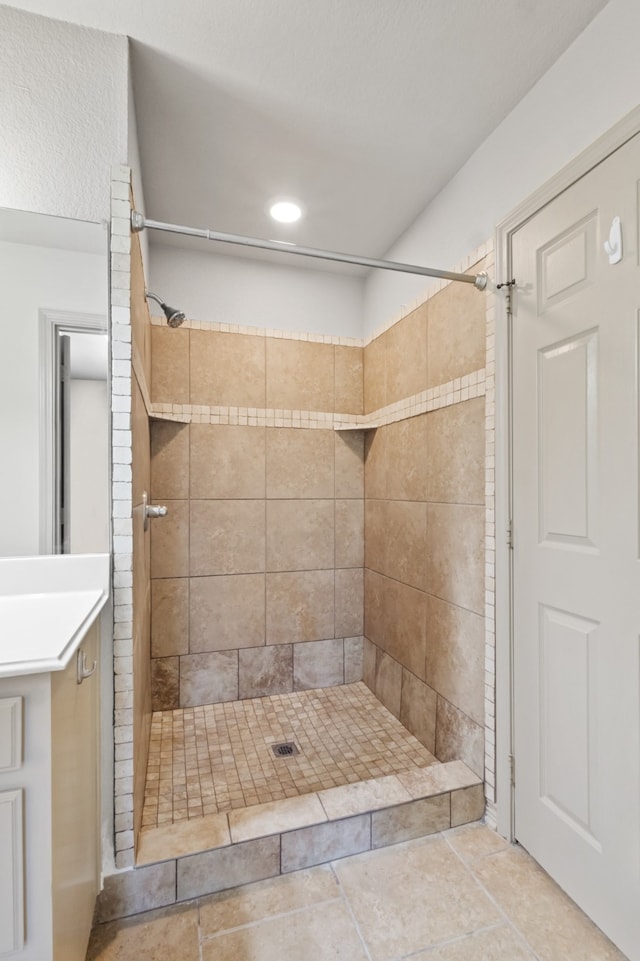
[97,760,484,922]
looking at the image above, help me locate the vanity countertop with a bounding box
[0,553,110,678]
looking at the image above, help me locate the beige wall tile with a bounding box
[132,376,150,509]
[364,331,387,413]
[426,504,484,615]
[267,428,334,499]
[266,338,334,412]
[179,651,239,706]
[371,793,450,849]
[335,431,364,498]
[344,636,364,683]
[151,578,189,657]
[364,427,388,500]
[375,649,402,718]
[189,500,265,576]
[266,570,334,644]
[426,398,485,505]
[151,325,190,404]
[362,636,377,690]
[385,415,428,502]
[426,594,484,725]
[335,345,364,414]
[150,421,189,501]
[266,499,334,572]
[177,836,280,901]
[190,424,266,499]
[427,281,486,387]
[364,499,387,574]
[450,784,485,827]
[189,573,266,652]
[150,499,189,579]
[130,228,151,389]
[151,656,179,711]
[294,637,344,690]
[385,580,428,680]
[385,501,428,590]
[281,814,370,873]
[239,644,293,698]
[435,696,484,777]
[335,499,364,568]
[363,569,388,649]
[190,330,266,407]
[386,304,428,406]
[335,568,364,637]
[400,669,437,752]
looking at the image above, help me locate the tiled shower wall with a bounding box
[362,264,489,778]
[148,331,366,709]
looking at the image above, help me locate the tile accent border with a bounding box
[149,369,487,430]
[483,244,497,826]
[96,760,483,921]
[110,165,136,869]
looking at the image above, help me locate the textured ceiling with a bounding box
[5,0,610,266]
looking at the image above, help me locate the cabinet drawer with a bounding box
[0,697,22,773]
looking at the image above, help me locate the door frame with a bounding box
[494,104,640,841]
[38,309,107,554]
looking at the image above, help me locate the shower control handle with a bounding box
[143,491,168,531]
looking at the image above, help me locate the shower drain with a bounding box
[271,741,300,757]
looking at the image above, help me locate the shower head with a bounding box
[145,290,186,328]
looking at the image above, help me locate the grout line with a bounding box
[442,831,543,961]
[197,892,344,943]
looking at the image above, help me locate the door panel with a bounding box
[512,132,640,959]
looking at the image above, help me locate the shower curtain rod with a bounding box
[130,211,488,290]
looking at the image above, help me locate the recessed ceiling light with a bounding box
[269,201,302,223]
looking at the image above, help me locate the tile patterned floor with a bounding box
[87,823,630,961]
[142,682,437,828]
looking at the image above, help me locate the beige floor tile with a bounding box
[87,901,200,961]
[411,925,537,961]
[334,835,500,961]
[201,899,369,961]
[445,823,509,862]
[198,865,340,936]
[472,847,627,961]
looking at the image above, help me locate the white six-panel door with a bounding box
[511,132,640,960]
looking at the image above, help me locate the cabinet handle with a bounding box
[77,649,97,685]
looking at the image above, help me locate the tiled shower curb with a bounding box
[96,760,483,922]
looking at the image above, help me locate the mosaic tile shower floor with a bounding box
[142,682,437,829]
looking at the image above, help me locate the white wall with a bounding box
[364,0,640,334]
[69,379,110,554]
[149,243,363,338]
[0,239,107,556]
[0,6,129,223]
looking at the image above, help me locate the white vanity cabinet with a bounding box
[0,554,109,961]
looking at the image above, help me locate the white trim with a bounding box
[38,309,107,554]
[495,103,640,841]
